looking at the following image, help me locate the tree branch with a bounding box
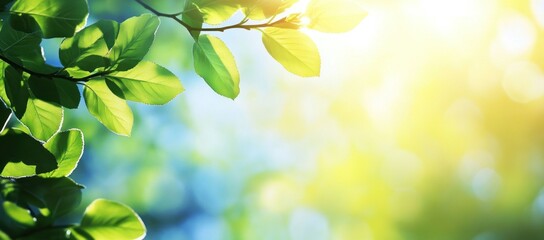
[134,0,288,33]
[0,54,112,83]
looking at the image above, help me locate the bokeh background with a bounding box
[41,0,544,239]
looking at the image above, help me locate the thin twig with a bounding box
[0,54,112,83]
[134,0,287,33]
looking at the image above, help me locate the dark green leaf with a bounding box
[0,22,45,72]
[18,228,71,240]
[0,62,28,113]
[0,129,57,178]
[83,79,133,136]
[109,14,159,71]
[106,61,184,105]
[193,34,240,99]
[9,0,89,38]
[71,199,146,240]
[16,177,83,219]
[0,101,10,133]
[28,76,80,109]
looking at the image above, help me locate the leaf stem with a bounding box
[134,0,287,33]
[1,112,11,132]
[0,54,112,83]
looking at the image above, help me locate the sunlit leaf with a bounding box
[18,96,63,141]
[106,61,184,105]
[261,27,321,77]
[9,0,89,38]
[2,201,35,227]
[239,0,296,20]
[193,34,240,99]
[40,129,84,178]
[306,0,367,33]
[71,199,146,240]
[0,129,57,178]
[83,79,133,136]
[190,0,239,25]
[109,14,159,71]
[60,20,120,72]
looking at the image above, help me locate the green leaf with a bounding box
[182,1,204,40]
[60,20,120,72]
[0,129,57,178]
[17,228,70,240]
[193,34,240,99]
[2,201,35,227]
[0,64,63,141]
[39,129,84,178]
[9,0,89,38]
[16,177,83,219]
[239,0,296,20]
[0,23,45,72]
[28,76,80,109]
[109,14,159,71]
[83,79,133,136]
[261,27,321,77]
[0,64,27,113]
[0,101,10,133]
[71,199,146,240]
[306,0,367,33]
[190,0,239,25]
[18,96,63,141]
[106,61,183,105]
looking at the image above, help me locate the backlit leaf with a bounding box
[189,0,239,25]
[71,199,146,240]
[83,79,133,136]
[0,129,57,178]
[40,129,84,178]
[261,27,320,77]
[107,61,183,105]
[193,34,240,99]
[60,20,120,72]
[9,0,89,38]
[109,14,159,71]
[306,0,367,33]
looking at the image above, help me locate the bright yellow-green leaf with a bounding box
[18,97,63,141]
[40,129,84,178]
[306,0,367,33]
[83,80,133,136]
[106,61,184,105]
[109,14,160,71]
[190,0,239,25]
[193,34,240,99]
[262,27,321,77]
[3,201,36,227]
[240,0,297,20]
[71,199,146,240]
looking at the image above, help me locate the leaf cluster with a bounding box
[0,0,366,239]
